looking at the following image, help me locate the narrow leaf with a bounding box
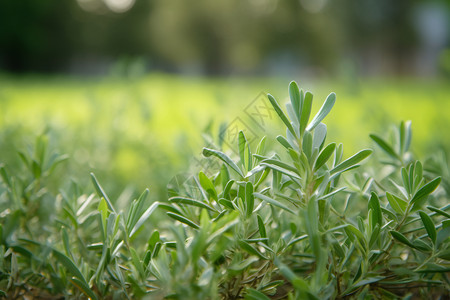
[245,288,271,300]
[330,149,372,175]
[90,173,116,214]
[253,193,295,214]
[312,122,327,150]
[369,134,400,160]
[129,202,159,238]
[69,277,98,300]
[169,197,215,211]
[239,131,252,172]
[238,240,267,259]
[368,192,382,230]
[52,249,88,284]
[419,211,436,245]
[166,212,200,229]
[202,148,244,178]
[307,92,336,131]
[390,231,414,248]
[261,163,301,180]
[257,215,267,241]
[299,92,313,136]
[267,94,296,137]
[411,177,441,205]
[427,205,450,218]
[386,192,407,215]
[245,182,254,218]
[198,171,218,201]
[289,81,301,121]
[314,143,336,171]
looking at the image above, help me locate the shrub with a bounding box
[0,81,448,299]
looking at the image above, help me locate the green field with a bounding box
[1,74,449,298]
[1,74,449,199]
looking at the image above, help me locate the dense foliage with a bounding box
[0,81,449,299]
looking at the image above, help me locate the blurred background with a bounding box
[1,0,450,76]
[0,0,449,199]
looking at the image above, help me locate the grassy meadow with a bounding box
[1,74,449,200]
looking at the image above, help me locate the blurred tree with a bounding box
[0,0,447,75]
[0,0,74,72]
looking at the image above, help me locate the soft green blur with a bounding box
[1,74,449,200]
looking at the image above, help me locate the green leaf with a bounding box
[52,249,90,288]
[147,230,160,252]
[399,121,407,154]
[289,81,302,121]
[219,198,234,210]
[369,224,380,249]
[267,93,296,137]
[330,149,372,175]
[437,249,450,261]
[276,135,294,150]
[261,158,299,174]
[223,180,235,199]
[275,258,310,293]
[98,198,108,239]
[390,231,414,248]
[299,92,313,136]
[369,134,400,160]
[239,131,252,172]
[386,192,407,214]
[130,247,145,279]
[257,215,267,241]
[202,148,244,178]
[419,211,436,245]
[253,193,295,214]
[126,189,150,233]
[351,276,386,289]
[312,122,327,150]
[286,103,299,129]
[346,225,366,246]
[69,277,98,300]
[368,192,382,230]
[245,182,254,218]
[302,130,313,160]
[305,200,321,260]
[129,202,159,238]
[245,288,271,300]
[314,143,336,171]
[260,162,301,180]
[411,177,441,207]
[90,173,116,214]
[238,240,267,259]
[255,136,267,157]
[412,239,432,252]
[307,92,336,131]
[169,196,215,211]
[62,228,71,258]
[31,160,42,179]
[198,171,218,201]
[246,165,266,178]
[427,205,450,218]
[401,167,411,196]
[399,120,412,154]
[413,161,423,189]
[166,212,200,229]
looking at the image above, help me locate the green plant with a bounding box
[0,81,448,299]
